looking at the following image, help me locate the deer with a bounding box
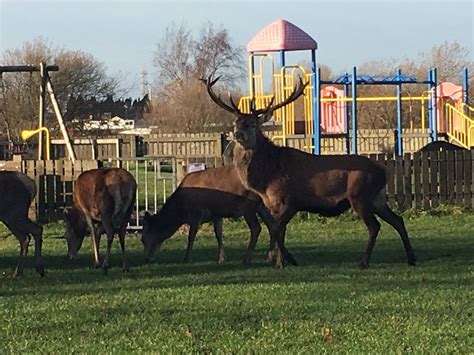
[203,76,417,268]
[63,168,137,274]
[0,171,44,277]
[141,165,276,264]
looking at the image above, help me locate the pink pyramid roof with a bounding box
[247,19,317,53]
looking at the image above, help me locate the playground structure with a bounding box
[0,63,76,161]
[239,19,473,155]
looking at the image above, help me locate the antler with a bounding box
[255,76,308,115]
[201,76,240,114]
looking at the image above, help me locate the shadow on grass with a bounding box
[0,233,472,298]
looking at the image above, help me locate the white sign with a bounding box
[188,163,206,173]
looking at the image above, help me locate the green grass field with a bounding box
[0,209,472,353]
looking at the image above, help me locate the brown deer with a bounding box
[63,168,137,273]
[204,76,417,268]
[0,171,44,277]
[141,165,276,264]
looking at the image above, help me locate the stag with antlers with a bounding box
[203,76,416,268]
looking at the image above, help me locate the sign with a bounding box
[187,163,206,173]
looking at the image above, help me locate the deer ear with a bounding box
[258,111,273,125]
[63,208,69,219]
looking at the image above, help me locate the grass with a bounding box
[0,210,472,353]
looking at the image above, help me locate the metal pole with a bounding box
[249,53,256,110]
[351,67,358,154]
[432,68,438,141]
[313,65,321,155]
[427,69,434,142]
[462,67,469,105]
[38,62,46,160]
[279,50,286,67]
[396,69,403,156]
[344,81,350,154]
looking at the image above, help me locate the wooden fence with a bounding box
[0,150,472,223]
[365,150,473,210]
[270,129,431,155]
[45,129,437,161]
[144,133,223,158]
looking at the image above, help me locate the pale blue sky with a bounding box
[1,0,472,98]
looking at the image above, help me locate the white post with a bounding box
[45,76,76,161]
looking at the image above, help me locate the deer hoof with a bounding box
[285,254,298,266]
[36,264,45,277]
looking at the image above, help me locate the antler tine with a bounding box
[228,94,240,112]
[202,75,239,114]
[269,77,308,112]
[253,96,275,115]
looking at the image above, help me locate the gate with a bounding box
[102,157,178,229]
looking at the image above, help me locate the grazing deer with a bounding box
[0,171,44,277]
[63,168,136,273]
[142,165,275,264]
[203,76,417,268]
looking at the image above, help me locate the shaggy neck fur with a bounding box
[233,131,285,193]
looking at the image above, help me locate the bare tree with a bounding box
[149,22,245,132]
[0,37,120,140]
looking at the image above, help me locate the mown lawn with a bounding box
[0,210,472,353]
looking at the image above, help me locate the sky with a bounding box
[1,0,472,98]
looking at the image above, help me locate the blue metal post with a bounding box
[313,61,321,155]
[351,67,358,154]
[396,69,403,156]
[250,53,256,110]
[279,50,286,67]
[462,67,469,104]
[427,69,434,142]
[432,68,438,141]
[344,81,350,154]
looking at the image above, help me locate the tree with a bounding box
[148,22,246,132]
[0,37,120,140]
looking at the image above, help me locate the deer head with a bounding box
[203,76,308,149]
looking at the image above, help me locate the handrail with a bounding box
[445,103,474,148]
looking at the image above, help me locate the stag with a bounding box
[0,171,44,277]
[203,76,417,268]
[63,168,137,273]
[142,165,275,264]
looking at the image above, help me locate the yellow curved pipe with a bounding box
[21,127,50,160]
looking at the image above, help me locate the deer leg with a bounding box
[242,213,261,265]
[118,224,129,272]
[101,219,115,274]
[85,217,101,268]
[271,212,297,268]
[257,205,277,262]
[212,218,225,263]
[28,220,44,277]
[13,233,30,277]
[350,198,381,268]
[374,204,416,266]
[184,222,199,263]
[274,225,291,268]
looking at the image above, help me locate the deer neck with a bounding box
[232,133,274,192]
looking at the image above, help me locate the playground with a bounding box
[0,17,473,354]
[238,19,473,155]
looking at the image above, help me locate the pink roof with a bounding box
[247,19,317,53]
